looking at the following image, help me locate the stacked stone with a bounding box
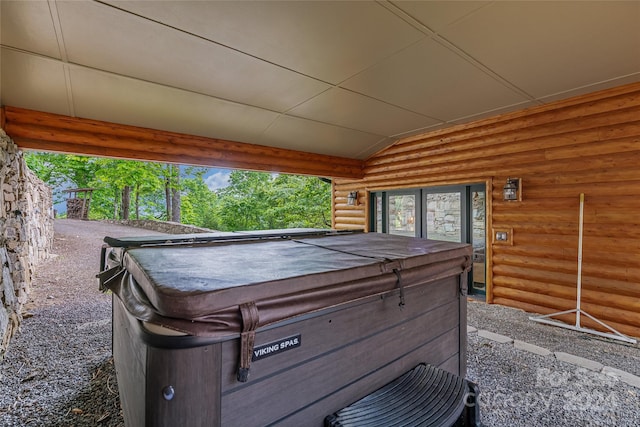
[0,129,53,358]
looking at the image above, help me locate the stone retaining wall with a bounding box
[1,129,54,358]
[101,219,215,235]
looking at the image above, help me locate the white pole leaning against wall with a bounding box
[530,193,636,344]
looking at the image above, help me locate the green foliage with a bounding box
[90,159,164,219]
[181,168,221,229]
[24,152,331,231]
[24,152,99,204]
[214,171,330,231]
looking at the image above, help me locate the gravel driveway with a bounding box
[0,219,638,426]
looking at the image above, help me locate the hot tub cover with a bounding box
[100,231,471,339]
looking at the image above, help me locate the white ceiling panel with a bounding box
[391,1,491,33]
[539,73,640,105]
[439,1,640,98]
[56,1,331,112]
[342,38,528,121]
[105,0,427,84]
[450,100,538,126]
[0,1,61,59]
[259,115,385,158]
[0,48,71,115]
[2,1,640,162]
[288,88,441,137]
[70,67,279,144]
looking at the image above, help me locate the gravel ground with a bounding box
[0,219,164,427]
[0,219,638,426]
[467,299,640,426]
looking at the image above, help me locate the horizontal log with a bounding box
[383,86,640,157]
[493,276,576,300]
[333,223,365,231]
[581,250,640,268]
[372,109,640,171]
[519,179,640,199]
[493,167,640,192]
[545,135,640,161]
[333,216,366,225]
[5,107,363,168]
[492,253,577,275]
[493,244,576,261]
[494,262,640,297]
[2,106,364,179]
[366,143,640,189]
[510,233,577,248]
[493,264,576,288]
[333,209,367,218]
[492,286,640,327]
[492,210,581,224]
[491,197,579,211]
[494,252,640,288]
[494,222,578,237]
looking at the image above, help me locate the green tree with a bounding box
[91,159,164,219]
[215,171,330,231]
[24,152,100,206]
[181,168,221,230]
[24,152,331,228]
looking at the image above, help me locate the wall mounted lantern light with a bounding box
[503,178,520,201]
[347,191,359,206]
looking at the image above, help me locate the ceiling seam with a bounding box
[93,0,337,87]
[2,47,384,148]
[48,0,75,116]
[430,35,540,105]
[90,0,456,134]
[378,0,540,106]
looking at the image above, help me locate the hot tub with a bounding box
[99,230,472,426]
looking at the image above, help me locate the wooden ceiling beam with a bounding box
[1,106,364,179]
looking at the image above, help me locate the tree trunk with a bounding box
[122,185,131,220]
[135,183,140,220]
[171,171,181,223]
[113,188,120,219]
[165,174,172,221]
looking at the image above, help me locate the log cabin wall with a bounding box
[333,82,640,338]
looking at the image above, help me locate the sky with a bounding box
[204,168,232,191]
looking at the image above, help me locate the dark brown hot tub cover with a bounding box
[100,231,471,339]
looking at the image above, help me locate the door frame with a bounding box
[370,182,488,299]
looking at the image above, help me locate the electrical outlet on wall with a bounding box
[493,228,513,245]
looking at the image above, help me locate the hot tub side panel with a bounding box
[145,343,222,425]
[114,296,225,427]
[114,274,464,427]
[219,274,464,426]
[113,295,148,426]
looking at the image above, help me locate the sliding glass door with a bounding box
[370,184,486,296]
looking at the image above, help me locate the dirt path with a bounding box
[0,220,164,427]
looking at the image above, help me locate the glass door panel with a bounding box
[471,188,486,295]
[388,194,417,237]
[371,185,486,298]
[425,192,462,243]
[373,194,384,233]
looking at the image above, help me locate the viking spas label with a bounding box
[252,334,301,361]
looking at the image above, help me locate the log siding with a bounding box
[333,82,640,338]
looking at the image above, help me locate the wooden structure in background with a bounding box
[334,82,640,338]
[63,188,94,220]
